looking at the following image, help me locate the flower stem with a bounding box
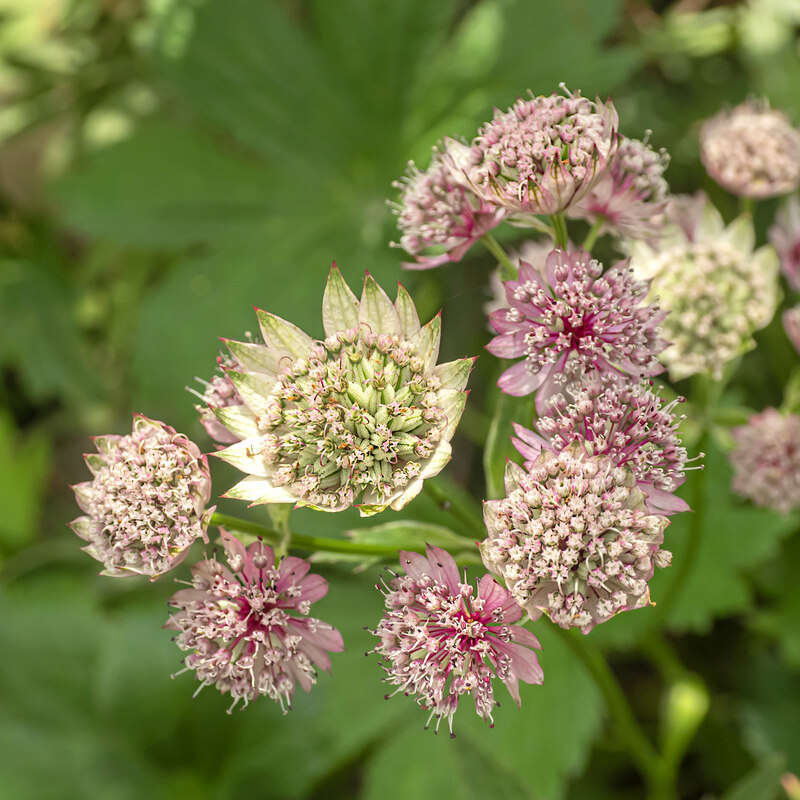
[550,213,569,249]
[582,217,605,252]
[481,233,518,279]
[556,628,665,787]
[209,512,425,558]
[422,481,485,539]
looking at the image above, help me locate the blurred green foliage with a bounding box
[1,0,800,798]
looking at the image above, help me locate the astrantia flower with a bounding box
[70,415,212,578]
[487,248,666,409]
[166,531,344,712]
[215,266,472,515]
[371,545,543,734]
[568,135,670,239]
[769,194,800,291]
[730,408,800,514]
[470,87,618,215]
[391,139,505,269]
[700,100,800,199]
[784,305,800,356]
[482,445,671,632]
[194,354,245,445]
[627,198,780,381]
[512,372,690,515]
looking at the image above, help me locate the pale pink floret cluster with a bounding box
[471,89,618,214]
[391,141,505,269]
[730,409,800,514]
[770,195,800,292]
[371,545,543,734]
[166,531,344,712]
[482,446,670,633]
[784,305,800,356]
[569,135,670,239]
[70,414,212,578]
[700,100,800,199]
[487,249,666,409]
[512,373,689,515]
[196,355,244,445]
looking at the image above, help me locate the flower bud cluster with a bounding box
[371,545,543,734]
[482,446,670,633]
[730,409,800,514]
[569,135,670,239]
[513,372,689,515]
[166,531,343,712]
[391,142,505,269]
[700,100,800,199]
[70,415,212,578]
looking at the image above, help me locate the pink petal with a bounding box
[498,361,547,397]
[486,331,529,358]
[295,573,329,604]
[425,545,461,593]
[398,550,432,582]
[494,639,544,686]
[640,483,690,515]
[276,556,312,591]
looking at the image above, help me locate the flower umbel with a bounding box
[512,372,690,515]
[371,545,543,734]
[700,100,800,199]
[482,445,671,633]
[471,87,618,215]
[194,353,245,445]
[487,248,666,408]
[628,197,780,381]
[769,194,800,292]
[568,134,670,240]
[391,139,505,269]
[729,409,800,514]
[70,415,212,578]
[166,531,344,712]
[215,266,472,515]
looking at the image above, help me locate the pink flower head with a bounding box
[700,100,800,199]
[371,544,543,735]
[470,87,618,215]
[568,134,670,240]
[482,446,671,633]
[194,353,245,445]
[391,139,505,269]
[487,248,667,410]
[769,195,800,291]
[70,414,212,579]
[512,372,690,515]
[730,409,800,514]
[166,531,344,712]
[784,305,800,356]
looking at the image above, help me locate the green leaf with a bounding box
[720,754,786,800]
[483,389,535,500]
[363,622,603,800]
[0,412,50,555]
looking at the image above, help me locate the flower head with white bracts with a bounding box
[482,445,671,633]
[769,194,800,292]
[468,87,618,215]
[627,196,780,381]
[486,248,667,410]
[166,530,344,713]
[700,100,800,199]
[214,266,472,516]
[391,139,505,270]
[729,409,800,514]
[568,134,670,240]
[370,545,544,735]
[512,372,690,515]
[69,414,213,579]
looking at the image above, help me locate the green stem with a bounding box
[422,482,485,538]
[550,213,569,249]
[481,233,517,280]
[582,217,605,252]
[740,196,754,216]
[556,627,665,790]
[209,512,424,558]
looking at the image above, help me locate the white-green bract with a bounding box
[212,266,473,516]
